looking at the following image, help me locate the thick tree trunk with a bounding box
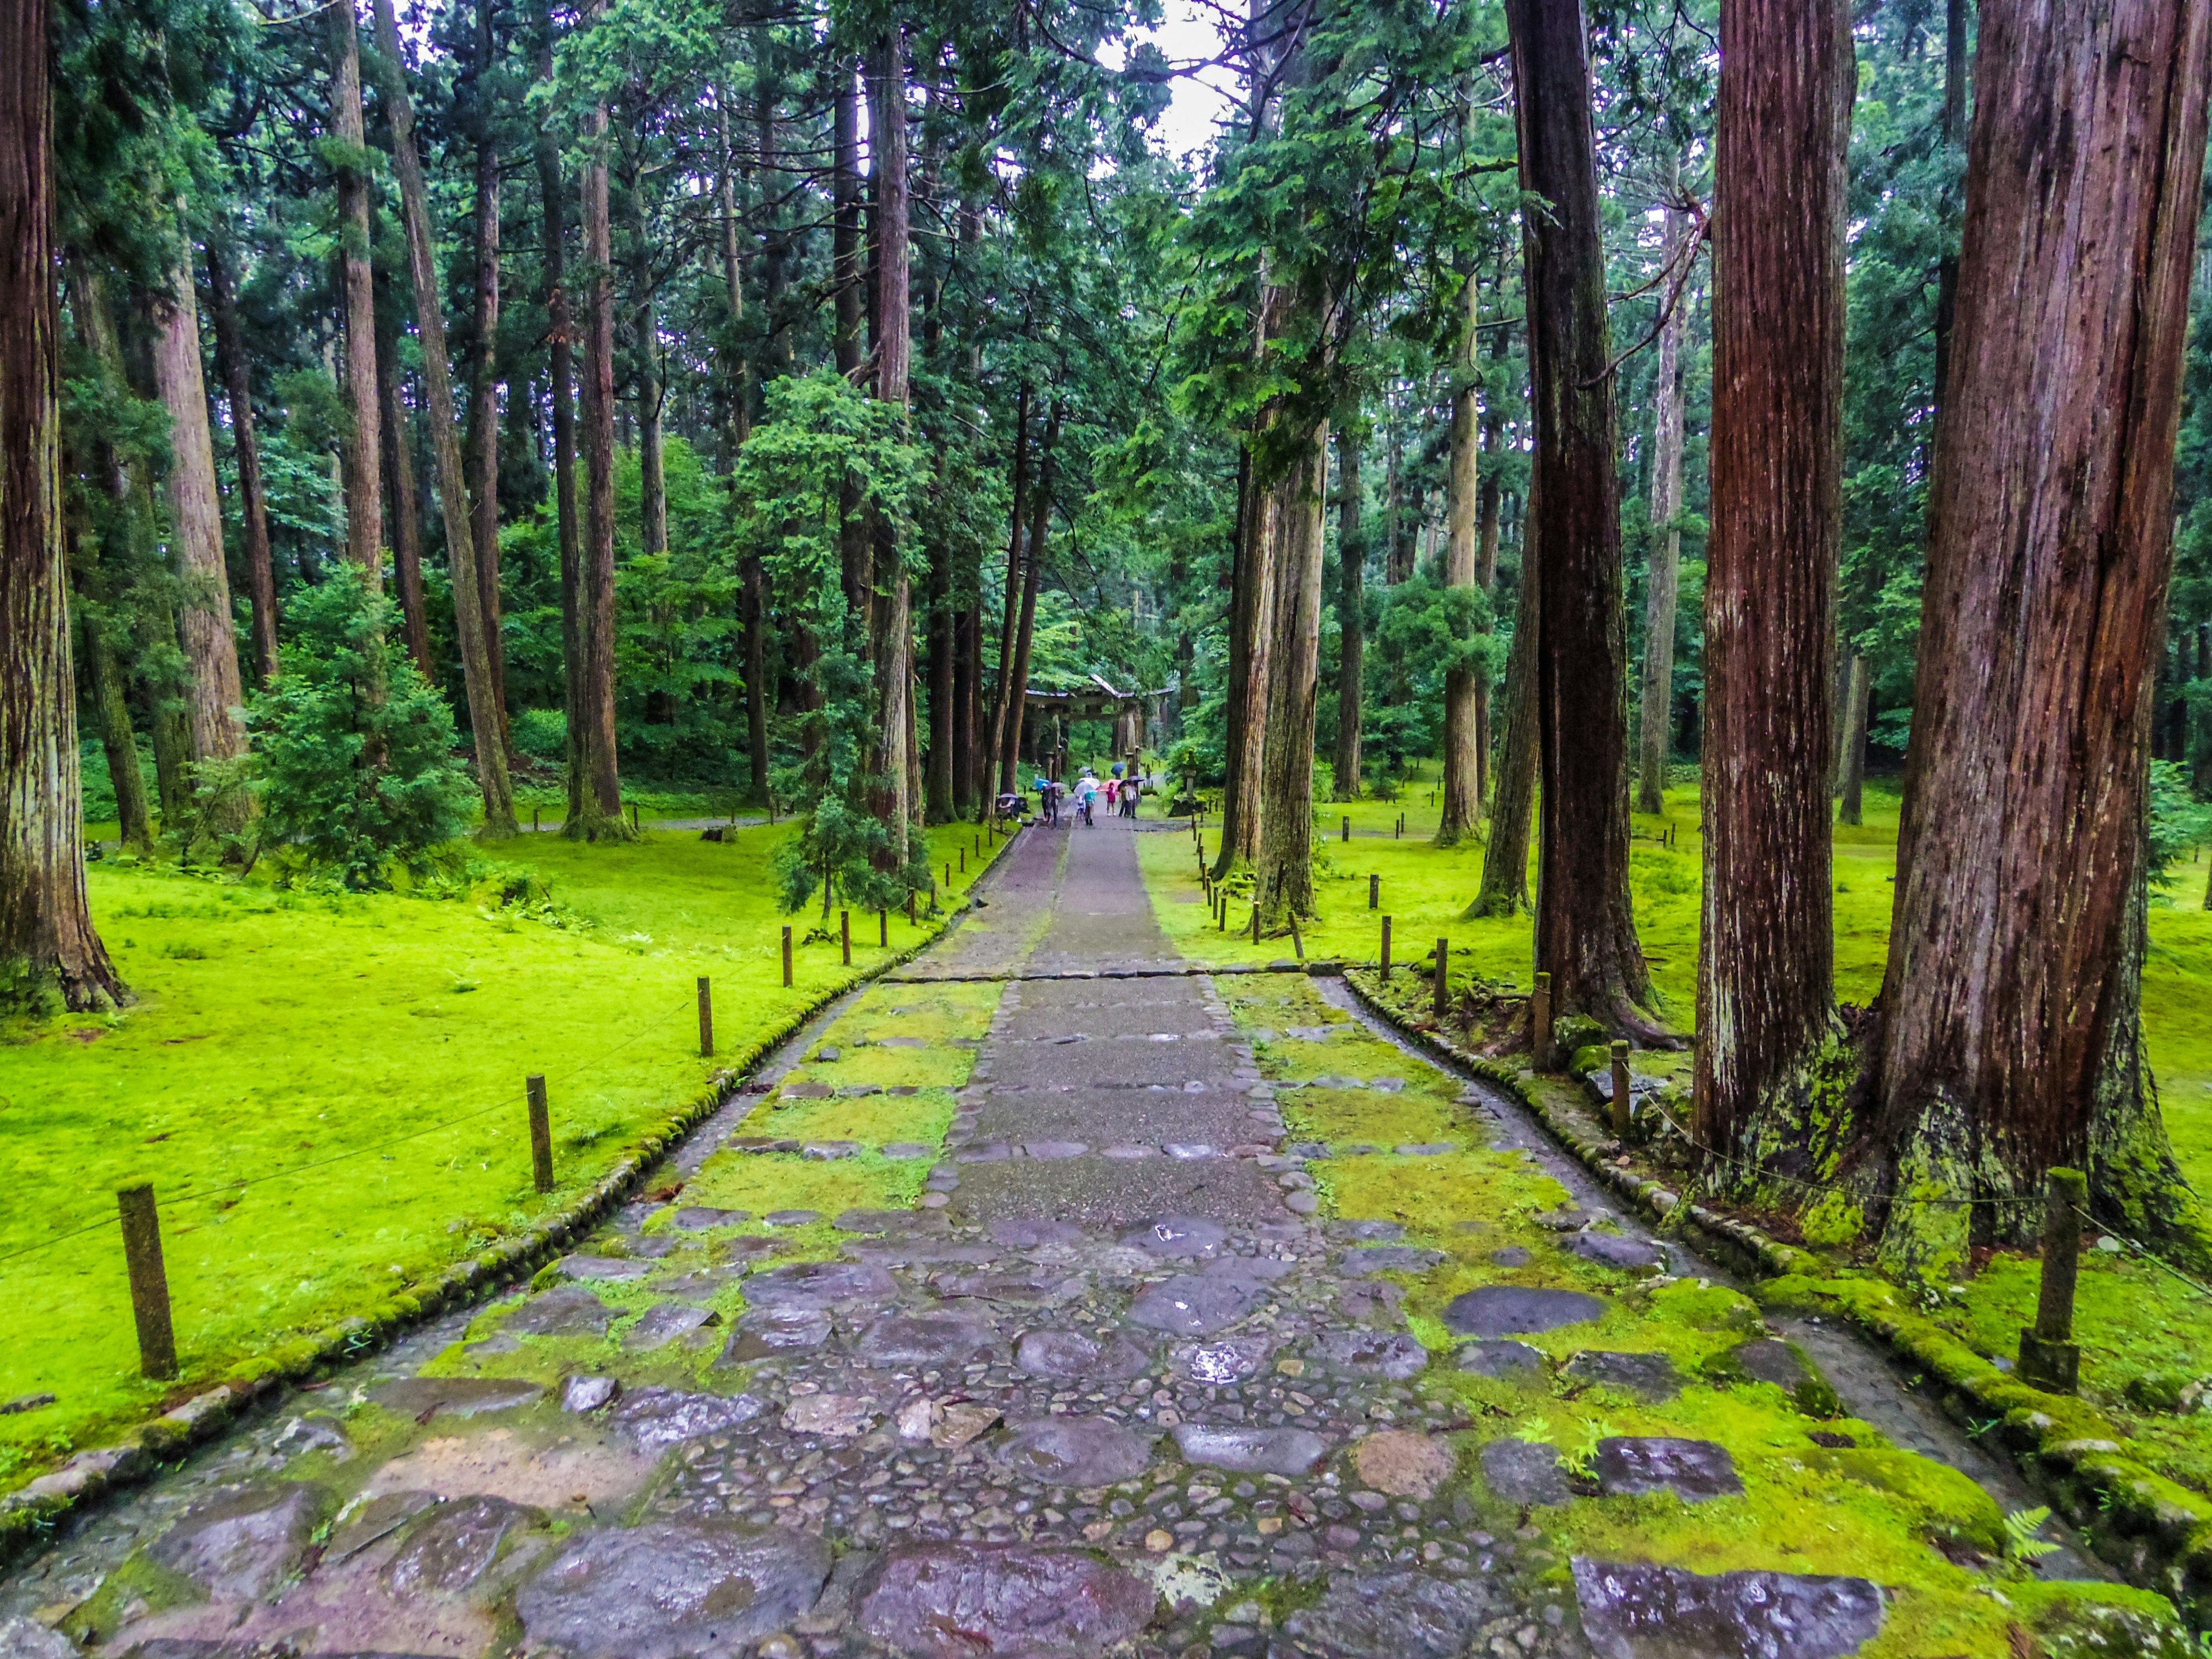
[716,90,749,448]
[1473,402,1502,810]
[373,270,431,676]
[1,0,126,1009]
[329,0,384,588]
[953,599,978,817]
[203,241,280,685]
[1861,0,2212,1278]
[570,78,630,840]
[1694,0,1852,1169]
[1256,422,1328,925]
[1635,196,1690,816]
[535,14,581,817]
[1215,436,1277,879]
[1001,404,1058,802]
[1469,529,1537,918]
[466,0,508,757]
[147,250,250,808]
[831,61,870,645]
[1836,650,1869,825]
[1437,278,1482,845]
[987,385,1031,798]
[630,180,666,560]
[1384,418,1414,584]
[1507,0,1657,1039]
[867,25,912,863]
[1331,422,1362,801]
[66,518,154,855]
[369,0,516,835]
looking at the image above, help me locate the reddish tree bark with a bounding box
[1506,0,1658,1040]
[1330,421,1362,801]
[464,0,508,756]
[329,0,384,587]
[373,266,431,676]
[1,0,125,1009]
[203,240,280,684]
[1635,182,1690,817]
[867,24,913,862]
[1861,0,2212,1277]
[533,8,581,815]
[1437,279,1482,844]
[987,384,1031,797]
[1694,0,1853,1171]
[1000,403,1059,801]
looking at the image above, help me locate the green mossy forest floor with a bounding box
[0,819,1005,1493]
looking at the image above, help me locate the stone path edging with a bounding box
[0,831,1026,1570]
[1339,967,2212,1625]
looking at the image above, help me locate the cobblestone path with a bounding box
[0,817,2186,1659]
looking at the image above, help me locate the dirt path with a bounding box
[0,815,2182,1659]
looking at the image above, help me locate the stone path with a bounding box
[1,816,2189,1659]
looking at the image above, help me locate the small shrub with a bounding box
[514,707,567,762]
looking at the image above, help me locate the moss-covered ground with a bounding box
[0,820,1006,1493]
[1218,969,2190,1654]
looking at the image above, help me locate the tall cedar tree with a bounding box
[1331,418,1362,800]
[1634,180,1689,816]
[1506,0,1658,1040]
[1,0,125,1008]
[329,0,384,586]
[1694,0,1853,1168]
[1437,276,1482,843]
[867,24,914,862]
[1857,0,2212,1278]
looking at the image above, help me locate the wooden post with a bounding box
[782,925,793,987]
[960,847,966,873]
[630,802,640,832]
[1532,971,1554,1067]
[945,862,951,889]
[1342,815,1351,843]
[1609,1040,1632,1139]
[1381,915,1392,978]
[907,891,916,923]
[116,1183,177,1381]
[1218,891,1227,931]
[1369,873,1380,910]
[2020,1167,2087,1392]
[841,910,851,966]
[1433,937,1449,1021]
[1251,904,1261,943]
[698,976,714,1056]
[1287,912,1305,961]
[879,909,888,946]
[527,1074,553,1194]
[533,806,540,832]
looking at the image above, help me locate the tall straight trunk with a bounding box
[1000,404,1058,798]
[629,175,666,559]
[1635,194,1691,816]
[832,62,868,635]
[756,77,789,385]
[1255,421,1328,925]
[2193,620,2212,800]
[369,0,517,836]
[203,240,279,684]
[465,0,507,755]
[1437,279,1483,844]
[867,24,913,860]
[65,517,153,854]
[1470,527,1537,917]
[1507,0,1657,1039]
[1,0,124,1009]
[535,11,581,816]
[1694,0,1851,1167]
[147,249,249,798]
[1474,397,1502,809]
[1862,0,2212,1277]
[742,553,770,801]
[1837,651,1869,825]
[952,597,977,817]
[571,74,629,839]
[716,90,749,448]
[1330,422,1363,801]
[926,558,955,824]
[1216,433,1277,877]
[329,0,384,586]
[1384,418,1413,583]
[986,383,1030,797]
[374,266,431,676]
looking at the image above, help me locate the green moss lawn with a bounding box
[0,818,1005,1491]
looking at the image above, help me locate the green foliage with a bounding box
[245,566,473,887]
[2151,761,2211,889]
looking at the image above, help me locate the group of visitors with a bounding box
[1034,765,1143,826]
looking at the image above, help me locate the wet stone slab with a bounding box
[1573,1556,1885,1659]
[1338,1246,1446,1278]
[1567,1231,1668,1274]
[717,1306,831,1363]
[1014,1328,1154,1381]
[1172,1423,1330,1476]
[670,1206,748,1230]
[1443,1286,1606,1339]
[742,1260,897,1310]
[381,1495,533,1595]
[610,1387,766,1455]
[1281,1571,1497,1658]
[1174,1338,1273,1384]
[1305,1330,1429,1380]
[853,1312,1002,1367]
[856,1541,1156,1658]
[500,1286,616,1338]
[1593,1437,1742,1502]
[993,1417,1156,1486]
[1481,1438,1575,1506]
[516,1522,832,1659]
[145,1483,319,1601]
[1129,1274,1267,1336]
[622,1303,719,1353]
[369,1377,544,1419]
[1560,1350,1685,1402]
[1122,1214,1230,1258]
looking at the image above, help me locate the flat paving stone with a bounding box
[779,1081,833,1100]
[369,1377,544,1419]
[1172,1423,1330,1476]
[1486,1247,1532,1268]
[381,1494,532,1595]
[1122,1214,1230,1257]
[554,1255,652,1282]
[622,1302,719,1352]
[1332,1219,1405,1242]
[743,1260,897,1310]
[882,1142,934,1158]
[994,1416,1156,1486]
[1561,1350,1685,1402]
[1021,1139,1088,1159]
[782,1395,877,1437]
[498,1291,610,1344]
[988,1218,1088,1248]
[1481,1438,1574,1506]
[857,1541,1156,1658]
[937,1267,1088,1306]
[562,1376,618,1412]
[1723,1338,1837,1414]
[145,1483,318,1600]
[0,1617,75,1659]
[763,1209,822,1226]
[1442,1285,1605,1339]
[1393,1142,1456,1156]
[1353,1430,1456,1499]
[834,1209,911,1233]
[1281,1570,1497,1658]
[671,1206,748,1229]
[1573,1556,1884,1659]
[1129,1273,1266,1336]
[1567,1230,1668,1273]
[1594,1437,1742,1502]
[717,1306,831,1363]
[1305,1330,1429,1380]
[611,1387,766,1454]
[853,1312,1001,1366]
[1457,1339,1547,1379]
[1338,1246,1446,1277]
[1172,1338,1273,1384]
[517,1522,832,1659]
[1014,1328,1154,1381]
